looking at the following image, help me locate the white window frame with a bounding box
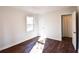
[26,16,34,32]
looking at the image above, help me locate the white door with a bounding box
[72,11,76,50]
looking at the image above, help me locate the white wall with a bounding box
[38,7,76,41]
[0,7,38,51]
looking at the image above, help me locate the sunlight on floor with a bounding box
[30,37,46,53]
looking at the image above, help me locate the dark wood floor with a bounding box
[0,36,76,53]
[43,37,75,53]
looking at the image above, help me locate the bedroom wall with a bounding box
[38,7,76,41]
[0,7,38,51]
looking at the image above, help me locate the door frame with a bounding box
[61,14,78,52]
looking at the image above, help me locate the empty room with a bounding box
[0,6,78,53]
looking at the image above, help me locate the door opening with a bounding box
[61,12,77,52]
[62,15,72,40]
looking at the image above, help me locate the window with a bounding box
[26,16,34,32]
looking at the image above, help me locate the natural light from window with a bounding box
[30,37,46,53]
[26,16,34,32]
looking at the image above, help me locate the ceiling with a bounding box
[12,6,75,14]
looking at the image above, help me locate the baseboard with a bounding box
[46,37,61,41]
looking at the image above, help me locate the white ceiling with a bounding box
[13,6,75,14]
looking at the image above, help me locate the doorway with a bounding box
[61,12,77,52]
[62,15,72,40]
